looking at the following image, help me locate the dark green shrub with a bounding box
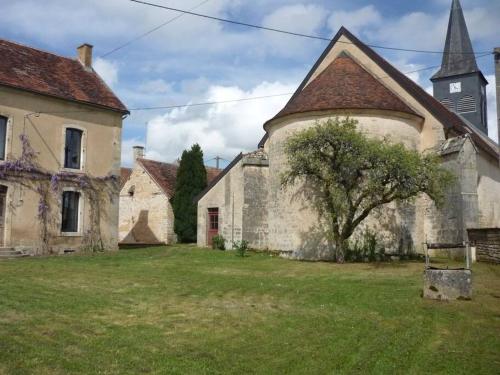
[212,234,226,250]
[233,240,249,257]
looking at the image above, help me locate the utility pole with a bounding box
[214,156,222,169]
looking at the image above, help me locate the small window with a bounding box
[0,116,7,160]
[440,98,454,112]
[457,96,476,114]
[128,185,135,197]
[64,128,83,169]
[61,191,80,233]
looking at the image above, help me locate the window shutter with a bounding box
[457,96,476,113]
[440,98,454,112]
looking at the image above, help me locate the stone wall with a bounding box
[197,157,244,248]
[242,152,269,249]
[119,164,173,244]
[468,228,500,263]
[425,136,479,246]
[265,112,425,258]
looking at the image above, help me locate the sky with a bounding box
[1,0,499,167]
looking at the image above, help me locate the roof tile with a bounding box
[0,39,128,113]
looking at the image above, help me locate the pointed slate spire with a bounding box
[432,0,478,79]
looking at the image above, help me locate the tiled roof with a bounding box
[262,27,498,159]
[139,159,221,198]
[120,167,132,189]
[0,39,128,113]
[269,53,419,123]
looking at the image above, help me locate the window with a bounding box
[0,116,7,160]
[208,208,219,231]
[64,128,83,169]
[61,191,80,233]
[457,96,476,114]
[440,98,454,112]
[128,185,135,197]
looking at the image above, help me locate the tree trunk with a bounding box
[334,236,347,263]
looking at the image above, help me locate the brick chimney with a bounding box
[495,48,500,145]
[133,146,145,164]
[77,43,93,69]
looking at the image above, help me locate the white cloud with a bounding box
[94,58,119,88]
[144,81,295,163]
[327,5,382,36]
[258,4,328,58]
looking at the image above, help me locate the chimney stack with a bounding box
[77,43,93,69]
[495,48,500,146]
[133,146,145,164]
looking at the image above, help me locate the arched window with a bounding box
[128,185,135,197]
[440,98,454,112]
[457,95,476,113]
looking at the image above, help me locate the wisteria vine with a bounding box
[0,134,118,254]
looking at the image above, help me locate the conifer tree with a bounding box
[172,144,207,243]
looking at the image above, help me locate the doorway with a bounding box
[207,208,219,246]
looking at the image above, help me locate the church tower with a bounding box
[431,0,488,133]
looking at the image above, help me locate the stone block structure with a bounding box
[468,228,500,263]
[119,147,220,246]
[196,17,500,259]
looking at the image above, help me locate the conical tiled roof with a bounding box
[431,0,479,79]
[268,53,418,123]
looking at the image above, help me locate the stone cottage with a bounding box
[119,146,220,245]
[0,39,128,257]
[196,2,500,259]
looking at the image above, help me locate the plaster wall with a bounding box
[0,85,122,254]
[119,164,174,244]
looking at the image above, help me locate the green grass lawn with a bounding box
[0,245,499,374]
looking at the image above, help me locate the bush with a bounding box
[212,234,226,250]
[345,230,385,263]
[233,240,249,257]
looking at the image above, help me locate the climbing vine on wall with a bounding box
[0,134,118,254]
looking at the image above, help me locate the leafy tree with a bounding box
[172,144,207,243]
[282,118,454,263]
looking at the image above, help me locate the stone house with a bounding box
[0,39,128,257]
[196,2,500,260]
[119,146,220,245]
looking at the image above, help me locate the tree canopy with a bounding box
[282,118,454,262]
[172,144,207,243]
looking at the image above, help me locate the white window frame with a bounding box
[0,112,13,162]
[61,125,87,172]
[60,187,84,236]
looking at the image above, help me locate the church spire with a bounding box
[432,0,479,79]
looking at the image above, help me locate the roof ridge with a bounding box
[0,38,79,63]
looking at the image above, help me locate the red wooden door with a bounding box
[207,208,219,246]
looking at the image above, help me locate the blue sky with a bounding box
[1,0,498,167]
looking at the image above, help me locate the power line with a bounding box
[26,52,493,117]
[100,0,211,58]
[130,0,491,55]
[129,93,292,111]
